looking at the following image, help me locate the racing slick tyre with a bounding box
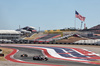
[44,57,48,61]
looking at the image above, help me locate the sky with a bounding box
[0,0,100,30]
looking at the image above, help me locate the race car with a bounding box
[33,55,48,61]
[21,54,28,57]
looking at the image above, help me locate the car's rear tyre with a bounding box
[44,57,48,61]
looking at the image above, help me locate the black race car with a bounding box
[33,55,48,61]
[21,54,28,57]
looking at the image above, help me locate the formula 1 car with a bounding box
[33,55,48,61]
[21,54,28,57]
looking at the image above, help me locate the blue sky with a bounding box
[0,0,100,30]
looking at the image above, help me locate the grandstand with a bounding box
[24,32,47,40]
[33,34,61,42]
[56,36,88,43]
[16,26,37,33]
[88,24,100,33]
[36,34,61,40]
[0,30,22,40]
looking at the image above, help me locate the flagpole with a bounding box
[74,15,76,29]
[75,10,76,29]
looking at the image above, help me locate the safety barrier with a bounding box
[0,41,100,46]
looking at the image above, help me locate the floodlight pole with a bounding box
[80,21,83,30]
[19,25,21,29]
[39,27,40,32]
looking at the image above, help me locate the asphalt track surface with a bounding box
[0,45,100,66]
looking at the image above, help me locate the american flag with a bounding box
[75,11,85,21]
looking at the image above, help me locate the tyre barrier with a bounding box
[0,41,100,46]
[0,49,4,57]
[0,54,4,57]
[0,49,2,53]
